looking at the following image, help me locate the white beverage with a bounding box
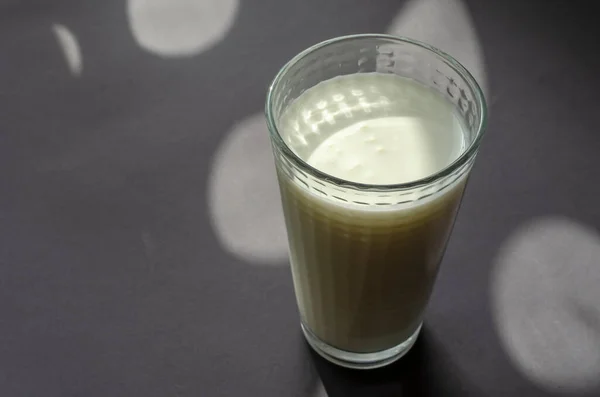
[276,73,469,353]
[307,116,461,185]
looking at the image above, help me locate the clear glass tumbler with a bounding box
[265,34,487,369]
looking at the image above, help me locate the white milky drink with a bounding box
[275,73,471,353]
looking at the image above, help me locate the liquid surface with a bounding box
[279,72,466,186]
[307,116,463,185]
[276,73,471,353]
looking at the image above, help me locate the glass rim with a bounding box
[265,33,488,191]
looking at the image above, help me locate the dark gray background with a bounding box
[1,0,599,396]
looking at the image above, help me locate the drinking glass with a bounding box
[265,34,487,369]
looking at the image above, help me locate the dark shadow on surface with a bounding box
[309,327,478,397]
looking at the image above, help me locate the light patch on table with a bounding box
[127,0,238,57]
[492,216,600,392]
[208,113,288,265]
[52,23,83,76]
[387,0,488,96]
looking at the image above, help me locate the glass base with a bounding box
[301,322,422,370]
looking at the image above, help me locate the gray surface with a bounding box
[1,0,600,396]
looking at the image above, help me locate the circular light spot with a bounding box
[387,0,488,96]
[51,23,83,76]
[492,216,600,392]
[127,0,238,57]
[208,113,288,265]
